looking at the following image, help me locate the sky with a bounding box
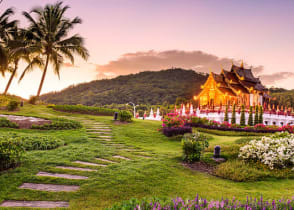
[1,0,294,98]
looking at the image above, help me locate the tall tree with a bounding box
[22,1,89,97]
[4,28,43,94]
[0,8,17,73]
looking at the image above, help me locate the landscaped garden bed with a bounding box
[109,195,294,209]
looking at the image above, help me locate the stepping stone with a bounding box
[19,183,80,192]
[74,161,107,167]
[56,166,97,172]
[113,155,131,160]
[99,136,112,138]
[0,201,69,208]
[37,172,88,180]
[136,155,151,159]
[95,158,116,163]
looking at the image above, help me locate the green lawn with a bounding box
[1,105,294,209]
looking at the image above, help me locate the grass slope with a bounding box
[0,105,294,209]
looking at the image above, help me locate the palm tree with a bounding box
[0,8,17,73]
[22,1,89,97]
[4,27,43,94]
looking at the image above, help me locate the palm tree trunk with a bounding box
[37,55,49,97]
[4,61,18,95]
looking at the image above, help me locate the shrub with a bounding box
[28,96,38,105]
[0,137,24,171]
[254,105,259,125]
[52,104,118,116]
[0,117,19,128]
[162,113,189,128]
[32,118,82,130]
[0,133,64,151]
[248,106,253,126]
[118,110,132,122]
[231,104,236,124]
[240,104,245,126]
[239,132,294,169]
[182,132,209,162]
[7,100,18,111]
[224,105,228,122]
[162,126,192,137]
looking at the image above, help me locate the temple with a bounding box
[196,63,269,109]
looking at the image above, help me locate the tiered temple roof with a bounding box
[218,64,266,95]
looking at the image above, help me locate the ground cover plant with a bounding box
[32,117,82,130]
[109,195,294,209]
[52,104,118,116]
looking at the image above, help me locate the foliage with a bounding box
[7,100,18,111]
[231,104,236,124]
[118,110,132,122]
[0,133,64,151]
[195,127,272,136]
[248,106,253,126]
[32,118,82,130]
[259,106,263,124]
[254,105,259,125]
[162,113,190,128]
[224,104,228,122]
[0,94,21,107]
[0,136,24,171]
[0,117,19,128]
[40,69,208,105]
[240,104,245,126]
[52,104,118,116]
[109,195,294,209]
[28,96,38,105]
[214,160,271,182]
[162,126,192,137]
[239,132,294,169]
[182,132,209,162]
[22,1,89,96]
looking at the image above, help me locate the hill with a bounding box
[40,68,208,105]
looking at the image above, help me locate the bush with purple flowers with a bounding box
[108,195,294,209]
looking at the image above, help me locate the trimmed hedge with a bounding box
[163,126,192,137]
[187,123,278,134]
[32,118,82,130]
[52,104,118,116]
[193,127,272,136]
[0,117,19,128]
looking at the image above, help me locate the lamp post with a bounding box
[127,102,138,117]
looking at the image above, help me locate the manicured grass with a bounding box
[1,105,294,209]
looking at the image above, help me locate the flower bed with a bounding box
[109,195,294,209]
[239,133,294,169]
[161,113,192,137]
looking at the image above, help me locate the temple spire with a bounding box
[240,60,244,68]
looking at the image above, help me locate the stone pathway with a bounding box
[19,183,80,192]
[0,118,153,208]
[0,201,69,208]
